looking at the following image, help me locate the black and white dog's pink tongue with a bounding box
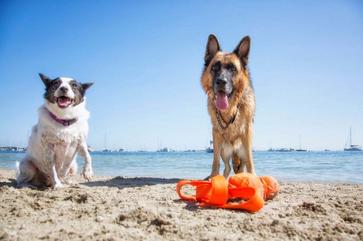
[215,93,229,110]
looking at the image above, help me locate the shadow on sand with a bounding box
[0,176,181,189]
[81,176,181,188]
[0,178,17,188]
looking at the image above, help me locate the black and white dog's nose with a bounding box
[59,86,68,93]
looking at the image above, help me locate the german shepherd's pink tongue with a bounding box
[216,92,229,110]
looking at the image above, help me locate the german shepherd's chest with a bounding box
[210,108,246,141]
[207,88,255,142]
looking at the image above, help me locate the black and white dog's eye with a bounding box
[71,83,78,88]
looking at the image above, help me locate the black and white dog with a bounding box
[17,73,93,188]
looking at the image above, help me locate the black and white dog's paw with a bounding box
[82,165,93,181]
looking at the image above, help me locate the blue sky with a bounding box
[0,0,362,151]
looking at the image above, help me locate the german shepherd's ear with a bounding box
[234,36,251,67]
[39,73,52,86]
[204,34,221,67]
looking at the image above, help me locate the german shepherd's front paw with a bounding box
[204,175,211,180]
[204,171,219,180]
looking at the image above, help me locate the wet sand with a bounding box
[0,168,362,241]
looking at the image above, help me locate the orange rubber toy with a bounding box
[176,175,228,206]
[176,173,279,213]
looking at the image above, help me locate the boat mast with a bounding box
[350,127,352,147]
[104,132,108,150]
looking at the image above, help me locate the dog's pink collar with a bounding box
[45,108,78,126]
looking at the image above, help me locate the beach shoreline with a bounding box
[1,168,362,241]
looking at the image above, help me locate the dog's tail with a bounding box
[232,159,240,173]
[232,153,245,173]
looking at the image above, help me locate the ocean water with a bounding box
[0,151,362,183]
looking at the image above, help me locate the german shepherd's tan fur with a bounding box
[201,34,256,178]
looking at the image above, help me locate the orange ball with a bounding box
[259,176,279,200]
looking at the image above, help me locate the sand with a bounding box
[0,169,362,241]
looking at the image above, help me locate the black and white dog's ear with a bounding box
[81,82,93,92]
[205,34,221,67]
[39,73,52,86]
[233,36,251,68]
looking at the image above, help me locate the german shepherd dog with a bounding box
[201,34,256,178]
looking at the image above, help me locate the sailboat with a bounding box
[296,135,307,152]
[206,140,214,153]
[344,127,362,151]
